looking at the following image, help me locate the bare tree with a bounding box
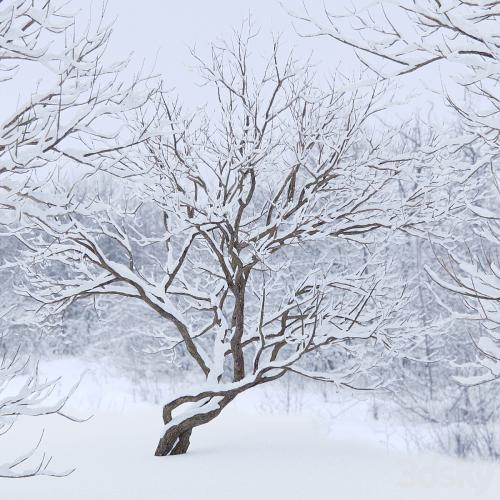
[292,1,500,81]
[0,0,154,473]
[295,0,500,378]
[0,0,154,225]
[426,194,500,382]
[12,27,459,456]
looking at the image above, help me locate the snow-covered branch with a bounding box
[0,346,77,478]
[11,25,461,456]
[295,0,500,386]
[0,0,157,227]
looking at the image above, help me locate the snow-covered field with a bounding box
[1,360,499,500]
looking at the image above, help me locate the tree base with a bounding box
[155,428,193,456]
[154,394,236,457]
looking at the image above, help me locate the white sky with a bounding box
[1,0,459,124]
[103,0,455,122]
[104,0,354,95]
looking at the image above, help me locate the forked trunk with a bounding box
[155,426,193,456]
[155,394,234,456]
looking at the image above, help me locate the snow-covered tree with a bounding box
[0,0,153,473]
[293,2,500,459]
[0,0,157,349]
[0,0,153,226]
[426,180,500,383]
[13,27,460,456]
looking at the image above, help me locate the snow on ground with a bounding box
[1,359,499,500]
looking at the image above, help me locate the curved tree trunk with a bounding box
[155,394,235,456]
[155,372,285,456]
[155,426,193,456]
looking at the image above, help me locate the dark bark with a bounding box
[154,371,286,456]
[230,272,248,382]
[155,395,235,456]
[155,426,193,456]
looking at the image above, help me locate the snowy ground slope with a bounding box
[1,360,499,500]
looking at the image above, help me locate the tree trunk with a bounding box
[154,394,234,457]
[155,426,193,456]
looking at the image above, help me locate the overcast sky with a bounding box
[105,0,355,92]
[1,0,459,124]
[102,0,455,122]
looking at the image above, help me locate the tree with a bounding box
[0,0,153,226]
[294,0,500,448]
[292,0,500,381]
[0,0,153,473]
[13,27,458,456]
[426,187,500,383]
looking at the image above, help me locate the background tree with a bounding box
[0,0,153,225]
[294,0,500,457]
[0,0,154,473]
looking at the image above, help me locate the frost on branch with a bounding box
[0,346,77,478]
[0,0,156,228]
[294,1,500,158]
[12,25,462,456]
[425,173,500,382]
[295,0,500,385]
